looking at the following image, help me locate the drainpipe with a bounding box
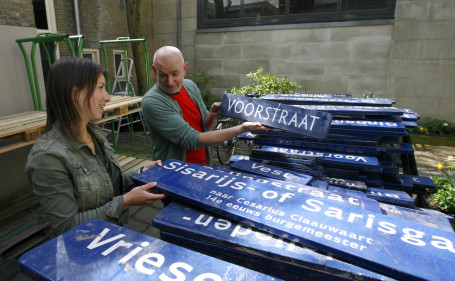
[73,0,81,35]
[177,0,181,49]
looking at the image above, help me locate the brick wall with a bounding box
[0,0,35,27]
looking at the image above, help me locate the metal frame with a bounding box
[98,37,152,154]
[99,37,151,96]
[16,33,84,111]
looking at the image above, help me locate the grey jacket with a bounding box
[142,79,211,163]
[25,122,136,236]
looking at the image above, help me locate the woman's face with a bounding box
[78,74,111,123]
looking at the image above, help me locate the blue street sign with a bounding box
[294,105,404,116]
[219,92,333,139]
[400,174,436,190]
[135,160,455,281]
[200,163,381,212]
[19,219,280,281]
[260,96,394,107]
[239,133,414,155]
[153,202,395,281]
[366,187,415,208]
[230,159,314,185]
[255,145,381,172]
[379,203,453,233]
[262,93,353,98]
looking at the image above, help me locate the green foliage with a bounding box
[407,117,455,136]
[431,156,455,214]
[229,67,302,97]
[364,92,375,98]
[188,70,215,109]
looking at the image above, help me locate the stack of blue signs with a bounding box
[134,160,455,281]
[220,92,431,194]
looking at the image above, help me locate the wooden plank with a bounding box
[0,117,47,138]
[124,159,152,172]
[121,158,144,171]
[94,107,142,124]
[0,112,46,129]
[103,96,141,112]
[0,218,50,266]
[0,140,37,154]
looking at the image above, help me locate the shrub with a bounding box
[188,70,215,109]
[407,117,455,136]
[230,67,302,97]
[431,156,455,214]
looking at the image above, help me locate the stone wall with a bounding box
[389,0,455,123]
[153,0,455,123]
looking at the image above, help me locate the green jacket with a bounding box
[25,122,136,236]
[142,79,211,163]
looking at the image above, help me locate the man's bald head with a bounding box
[153,46,184,67]
[152,46,188,94]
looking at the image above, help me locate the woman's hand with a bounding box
[122,182,166,210]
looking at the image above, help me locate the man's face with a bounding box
[153,54,188,94]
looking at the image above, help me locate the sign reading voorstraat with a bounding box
[219,93,332,139]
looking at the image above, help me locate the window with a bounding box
[83,48,100,64]
[113,50,127,80]
[197,0,396,29]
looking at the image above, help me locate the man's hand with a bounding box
[209,102,222,119]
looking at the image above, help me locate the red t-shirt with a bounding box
[169,87,207,164]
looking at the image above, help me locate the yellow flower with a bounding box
[438,163,444,169]
[420,127,424,131]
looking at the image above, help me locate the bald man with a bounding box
[142,46,267,165]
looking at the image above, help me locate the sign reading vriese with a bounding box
[219,92,332,139]
[135,160,455,281]
[19,219,280,281]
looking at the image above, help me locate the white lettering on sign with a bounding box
[266,147,369,163]
[289,199,455,254]
[86,228,223,280]
[227,97,320,131]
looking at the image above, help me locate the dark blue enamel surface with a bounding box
[219,93,333,139]
[260,96,394,107]
[238,133,414,156]
[19,219,280,281]
[293,105,404,116]
[400,174,436,190]
[153,202,396,281]
[256,145,381,172]
[199,163,381,213]
[379,203,453,233]
[230,159,314,185]
[366,188,415,208]
[134,160,455,281]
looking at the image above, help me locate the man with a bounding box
[142,46,267,164]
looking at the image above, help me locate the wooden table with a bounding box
[0,95,143,154]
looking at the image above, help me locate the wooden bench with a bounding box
[116,154,152,171]
[0,111,47,154]
[0,196,50,266]
[95,95,142,125]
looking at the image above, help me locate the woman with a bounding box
[25,57,165,236]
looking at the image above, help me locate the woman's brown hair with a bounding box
[45,57,106,136]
